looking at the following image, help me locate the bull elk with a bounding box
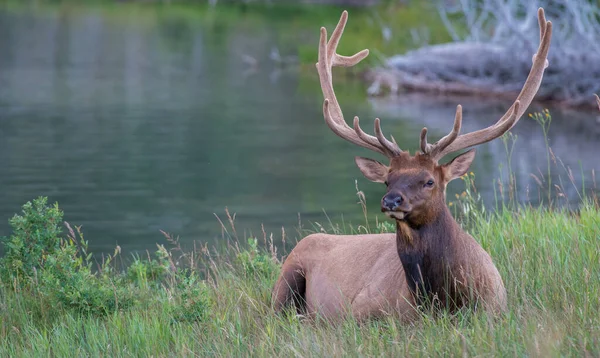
[273,9,552,321]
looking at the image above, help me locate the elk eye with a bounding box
[425,179,435,187]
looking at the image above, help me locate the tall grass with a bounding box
[1,198,599,356]
[1,111,599,356]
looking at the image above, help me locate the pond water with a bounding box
[1,4,599,256]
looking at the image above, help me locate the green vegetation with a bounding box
[1,185,599,356]
[0,0,452,68]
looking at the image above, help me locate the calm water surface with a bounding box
[1,5,598,255]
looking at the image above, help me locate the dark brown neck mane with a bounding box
[396,207,464,309]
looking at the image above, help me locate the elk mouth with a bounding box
[382,210,408,221]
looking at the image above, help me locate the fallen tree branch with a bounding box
[368,0,600,108]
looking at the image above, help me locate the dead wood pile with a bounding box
[367,0,600,108]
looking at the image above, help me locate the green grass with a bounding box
[1,194,599,356]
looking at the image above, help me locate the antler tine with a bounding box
[352,116,385,148]
[595,94,600,111]
[420,105,462,157]
[420,128,431,154]
[316,11,402,158]
[432,8,552,161]
[350,117,401,157]
[538,6,547,45]
[326,11,346,65]
[323,100,383,154]
[375,118,403,156]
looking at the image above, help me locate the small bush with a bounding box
[236,238,277,280]
[0,197,134,315]
[38,237,135,315]
[0,197,63,283]
[127,245,172,287]
[167,273,211,323]
[376,220,395,233]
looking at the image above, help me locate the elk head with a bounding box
[316,10,552,228]
[355,148,476,227]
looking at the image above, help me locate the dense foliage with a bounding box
[0,197,214,320]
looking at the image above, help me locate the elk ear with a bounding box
[355,156,388,183]
[442,149,476,182]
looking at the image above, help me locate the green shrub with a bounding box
[38,237,135,315]
[236,238,277,280]
[0,197,63,283]
[167,273,211,323]
[127,245,172,287]
[375,220,395,233]
[0,197,134,315]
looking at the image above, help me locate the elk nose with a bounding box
[382,193,403,211]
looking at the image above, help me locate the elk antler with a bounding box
[422,8,553,162]
[595,94,600,111]
[316,11,402,158]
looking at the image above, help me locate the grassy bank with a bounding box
[1,193,599,356]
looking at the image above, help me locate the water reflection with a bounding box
[0,6,598,256]
[370,94,600,208]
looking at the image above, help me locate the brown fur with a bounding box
[272,151,507,321]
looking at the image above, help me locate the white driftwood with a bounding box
[367,0,600,108]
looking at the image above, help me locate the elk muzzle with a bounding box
[381,192,411,221]
[382,192,404,211]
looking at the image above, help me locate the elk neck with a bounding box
[395,205,463,306]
